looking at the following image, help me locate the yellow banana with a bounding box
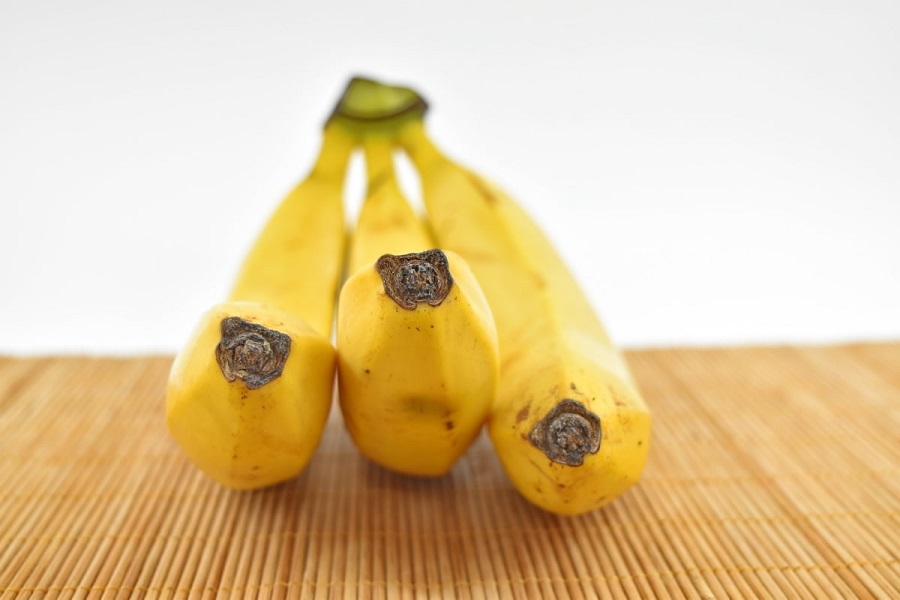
[334,118,499,476]
[228,123,353,337]
[165,122,353,489]
[397,116,652,514]
[166,302,335,489]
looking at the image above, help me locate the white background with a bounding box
[1,1,898,354]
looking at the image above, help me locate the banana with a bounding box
[396,116,652,514]
[228,123,353,337]
[165,122,353,489]
[334,121,499,476]
[345,136,432,274]
[166,302,335,489]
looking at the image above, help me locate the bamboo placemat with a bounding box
[0,344,898,598]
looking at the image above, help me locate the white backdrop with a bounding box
[2,1,898,354]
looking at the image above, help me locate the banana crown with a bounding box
[168,75,649,515]
[328,75,428,137]
[328,76,651,515]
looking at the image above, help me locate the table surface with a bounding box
[0,343,898,599]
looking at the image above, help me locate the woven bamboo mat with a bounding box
[0,344,898,599]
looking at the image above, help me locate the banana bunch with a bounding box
[395,119,652,515]
[165,76,651,515]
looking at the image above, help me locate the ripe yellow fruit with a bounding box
[337,249,498,476]
[165,121,353,489]
[333,116,498,476]
[166,302,335,489]
[398,117,652,514]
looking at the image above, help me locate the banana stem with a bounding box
[396,119,444,172]
[311,124,355,181]
[347,130,434,275]
[362,136,396,191]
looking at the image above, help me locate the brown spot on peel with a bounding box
[515,404,530,425]
[529,399,601,467]
[216,317,290,389]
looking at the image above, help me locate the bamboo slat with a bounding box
[0,344,898,598]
